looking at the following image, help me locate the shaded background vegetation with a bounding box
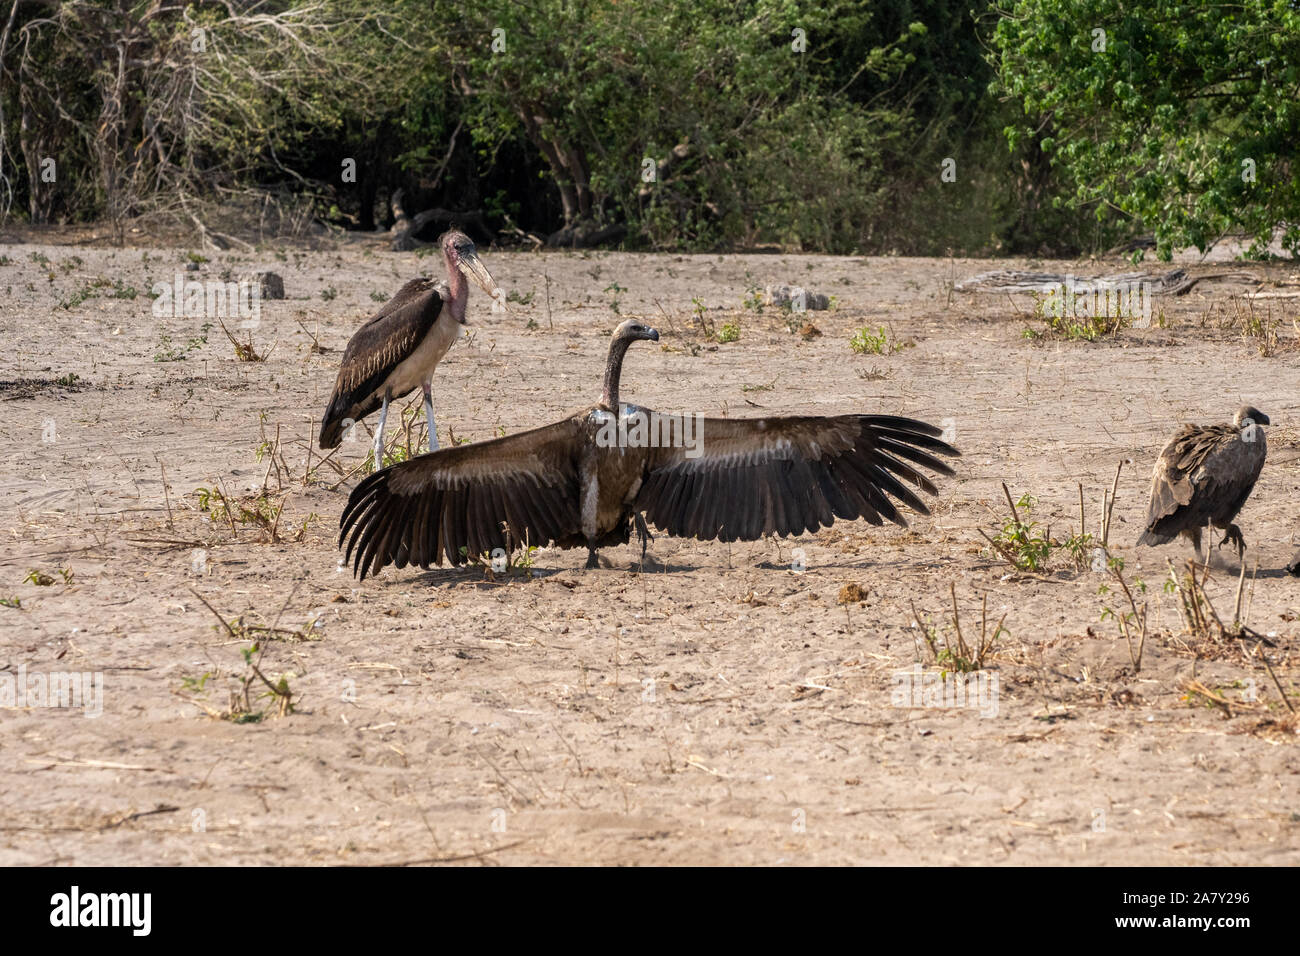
[2,0,1296,257]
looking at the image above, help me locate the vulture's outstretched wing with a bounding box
[340,418,584,578]
[319,279,446,448]
[634,414,959,542]
[1139,424,1261,543]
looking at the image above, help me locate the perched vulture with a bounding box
[1137,405,1269,560]
[339,318,960,578]
[317,230,498,466]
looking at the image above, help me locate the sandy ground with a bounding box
[1,231,1297,865]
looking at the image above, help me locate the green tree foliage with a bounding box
[991,0,1300,258]
[12,0,1227,256]
[432,0,922,250]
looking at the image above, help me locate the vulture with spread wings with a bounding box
[340,319,960,578]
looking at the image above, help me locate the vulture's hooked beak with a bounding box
[644,327,660,342]
[457,249,500,323]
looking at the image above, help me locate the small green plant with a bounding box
[1240,312,1280,356]
[507,289,535,306]
[180,672,212,693]
[369,290,388,302]
[691,297,714,338]
[58,285,95,311]
[1025,288,1133,341]
[24,566,73,587]
[603,281,625,314]
[55,372,80,387]
[984,490,1052,572]
[849,326,903,355]
[741,286,765,312]
[1061,530,1095,569]
[30,251,49,267]
[320,286,338,301]
[716,321,740,343]
[154,333,185,362]
[1099,555,1149,672]
[459,536,539,581]
[912,587,1007,674]
[186,591,305,721]
[0,596,20,609]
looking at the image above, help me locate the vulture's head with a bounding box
[440,230,499,320]
[1233,405,1270,428]
[613,319,660,345]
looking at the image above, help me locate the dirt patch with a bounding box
[0,234,1297,865]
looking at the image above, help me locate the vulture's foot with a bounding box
[584,548,600,570]
[1288,552,1300,577]
[634,513,654,562]
[1219,524,1247,557]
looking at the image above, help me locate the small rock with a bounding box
[765,284,830,311]
[242,271,285,300]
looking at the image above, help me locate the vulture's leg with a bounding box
[1220,523,1246,557]
[634,512,654,562]
[584,544,600,570]
[422,380,438,453]
[372,395,390,471]
[1188,527,1204,565]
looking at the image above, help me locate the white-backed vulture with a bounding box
[317,230,498,465]
[339,319,960,578]
[1137,405,1269,560]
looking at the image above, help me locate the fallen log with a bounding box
[955,268,1259,296]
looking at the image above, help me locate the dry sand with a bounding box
[1,232,1297,865]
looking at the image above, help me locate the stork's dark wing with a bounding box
[319,279,445,448]
[340,417,584,578]
[633,414,959,542]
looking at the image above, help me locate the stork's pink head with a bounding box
[439,230,499,322]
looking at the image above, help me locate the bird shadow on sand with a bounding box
[1174,554,1295,580]
[402,564,569,587]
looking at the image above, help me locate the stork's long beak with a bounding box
[457,250,500,323]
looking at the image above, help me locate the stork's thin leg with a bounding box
[422,380,438,452]
[372,395,389,471]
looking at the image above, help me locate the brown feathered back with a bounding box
[1138,418,1266,546]
[318,279,447,448]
